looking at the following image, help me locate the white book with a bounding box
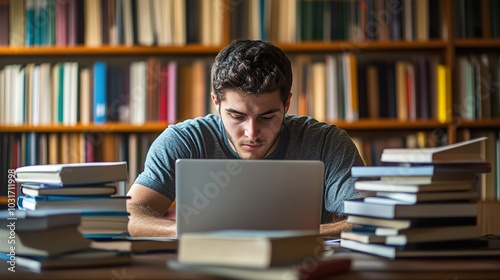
[39,63,52,125]
[136,0,155,46]
[129,61,147,124]
[380,137,487,163]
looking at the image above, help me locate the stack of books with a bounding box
[15,162,130,239]
[340,137,500,259]
[0,209,130,272]
[168,229,352,280]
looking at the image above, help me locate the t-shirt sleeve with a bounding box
[134,126,193,201]
[321,128,365,219]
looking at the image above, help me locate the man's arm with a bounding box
[319,220,352,237]
[126,183,176,237]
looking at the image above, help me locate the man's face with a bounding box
[212,90,290,159]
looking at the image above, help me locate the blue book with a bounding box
[93,62,107,124]
[351,163,491,178]
[17,195,129,212]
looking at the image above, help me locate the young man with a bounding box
[126,40,365,237]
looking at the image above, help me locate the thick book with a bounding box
[168,257,351,280]
[342,225,482,245]
[79,211,129,236]
[21,183,117,196]
[17,195,129,212]
[354,180,475,193]
[346,215,477,230]
[343,198,477,219]
[340,238,500,259]
[0,209,81,231]
[380,137,487,163]
[374,191,479,203]
[177,230,323,268]
[0,226,91,257]
[14,162,128,186]
[0,248,131,272]
[91,237,178,253]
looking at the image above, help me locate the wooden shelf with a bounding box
[278,40,449,53]
[0,41,450,57]
[333,119,448,131]
[0,45,224,56]
[453,119,500,129]
[0,123,169,133]
[0,196,7,204]
[454,39,500,48]
[0,120,449,133]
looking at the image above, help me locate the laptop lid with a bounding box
[175,159,324,237]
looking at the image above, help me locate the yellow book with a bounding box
[437,64,449,123]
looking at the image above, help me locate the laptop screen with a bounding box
[175,159,324,237]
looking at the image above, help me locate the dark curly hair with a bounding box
[211,39,292,105]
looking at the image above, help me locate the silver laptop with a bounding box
[175,159,324,237]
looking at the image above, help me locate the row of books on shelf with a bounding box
[455,0,500,39]
[340,137,500,259]
[0,58,213,126]
[0,132,158,197]
[3,51,483,126]
[456,54,500,121]
[0,0,223,47]
[231,0,443,43]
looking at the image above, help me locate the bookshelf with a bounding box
[0,0,499,232]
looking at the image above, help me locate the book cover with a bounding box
[354,180,475,193]
[346,215,477,230]
[14,161,128,186]
[178,229,323,268]
[17,195,129,212]
[21,183,117,196]
[0,226,91,257]
[343,198,477,219]
[0,209,81,231]
[380,137,487,163]
[0,248,131,272]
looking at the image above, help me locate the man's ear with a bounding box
[211,92,220,112]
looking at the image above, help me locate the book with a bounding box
[346,215,477,230]
[374,191,479,203]
[177,230,323,268]
[168,257,352,280]
[340,238,500,259]
[14,162,128,186]
[380,137,487,163]
[354,180,475,193]
[343,198,477,219]
[0,248,131,272]
[0,209,81,231]
[17,195,129,212]
[0,226,91,256]
[91,237,178,253]
[79,211,129,236]
[351,163,491,178]
[21,183,117,196]
[342,225,482,245]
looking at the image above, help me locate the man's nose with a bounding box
[244,119,260,139]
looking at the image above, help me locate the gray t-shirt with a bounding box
[135,114,364,223]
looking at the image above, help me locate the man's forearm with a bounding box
[319,219,352,237]
[127,202,177,237]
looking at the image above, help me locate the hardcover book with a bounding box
[380,137,487,163]
[14,162,128,186]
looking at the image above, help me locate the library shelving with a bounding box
[0,0,499,233]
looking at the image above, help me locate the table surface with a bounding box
[2,249,500,280]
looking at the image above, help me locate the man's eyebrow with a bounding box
[225,108,280,115]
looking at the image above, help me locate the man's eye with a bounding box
[230,114,245,120]
[261,115,274,121]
